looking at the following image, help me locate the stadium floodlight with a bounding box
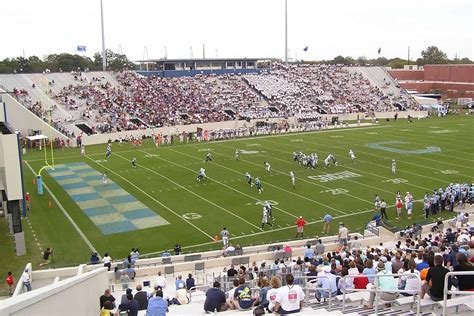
[100,0,106,71]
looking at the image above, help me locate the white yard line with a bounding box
[144,149,299,219]
[84,156,215,240]
[112,152,264,231]
[24,161,99,255]
[162,147,347,216]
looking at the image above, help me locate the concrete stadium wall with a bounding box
[82,111,427,146]
[2,94,69,141]
[0,267,108,316]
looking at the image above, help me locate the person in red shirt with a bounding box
[6,272,14,295]
[353,266,369,290]
[295,216,306,238]
[25,192,31,213]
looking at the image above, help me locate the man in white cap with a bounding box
[21,268,32,292]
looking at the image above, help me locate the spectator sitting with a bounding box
[253,277,271,309]
[146,289,168,315]
[204,281,228,313]
[304,244,315,260]
[161,250,171,258]
[175,275,185,290]
[176,282,189,305]
[338,268,354,295]
[117,292,139,316]
[233,276,255,310]
[123,255,136,268]
[467,240,474,262]
[227,264,238,277]
[352,236,362,252]
[399,259,420,296]
[102,252,112,271]
[120,272,130,290]
[100,301,113,316]
[363,259,377,283]
[353,265,369,290]
[90,252,100,264]
[124,264,136,280]
[315,270,338,302]
[420,254,451,301]
[315,239,325,255]
[155,271,166,288]
[275,273,305,313]
[186,273,195,290]
[227,279,240,310]
[121,288,133,305]
[133,284,148,310]
[363,262,399,309]
[452,253,474,291]
[266,276,281,313]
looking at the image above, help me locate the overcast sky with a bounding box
[1,0,472,61]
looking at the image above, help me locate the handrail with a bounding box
[304,275,334,311]
[442,271,474,316]
[340,272,421,315]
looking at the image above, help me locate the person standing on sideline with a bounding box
[25,192,31,213]
[220,227,229,248]
[295,216,306,239]
[21,268,32,292]
[6,272,14,295]
[322,212,332,234]
[395,197,403,219]
[380,199,388,219]
[102,172,108,185]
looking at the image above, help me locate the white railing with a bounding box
[340,273,422,315]
[304,275,334,311]
[442,271,474,316]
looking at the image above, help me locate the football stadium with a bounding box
[0,1,473,315]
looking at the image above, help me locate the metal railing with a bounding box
[340,272,422,315]
[442,271,474,316]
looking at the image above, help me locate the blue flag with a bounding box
[303,46,308,52]
[77,45,87,52]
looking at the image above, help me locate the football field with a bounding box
[23,116,474,263]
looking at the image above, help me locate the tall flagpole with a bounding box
[100,0,106,71]
[285,0,288,64]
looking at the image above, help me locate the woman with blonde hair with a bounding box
[265,276,281,313]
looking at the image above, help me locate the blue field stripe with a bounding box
[97,221,137,235]
[107,195,136,204]
[83,205,117,217]
[82,175,103,182]
[73,168,95,174]
[71,192,102,202]
[94,183,120,191]
[123,209,157,220]
[67,162,87,167]
[51,174,78,181]
[62,181,89,190]
[49,166,69,173]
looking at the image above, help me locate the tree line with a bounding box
[0,46,471,74]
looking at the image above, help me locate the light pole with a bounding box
[100,0,106,71]
[285,0,288,64]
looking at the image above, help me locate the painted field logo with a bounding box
[320,188,348,195]
[144,154,160,158]
[440,170,458,175]
[255,200,279,206]
[429,129,458,134]
[330,135,344,138]
[247,143,261,147]
[240,150,263,155]
[197,148,213,152]
[290,139,303,142]
[308,171,361,183]
[383,178,408,184]
[366,132,378,135]
[366,141,441,154]
[182,213,202,220]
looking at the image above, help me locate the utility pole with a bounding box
[203,44,205,59]
[100,0,106,71]
[285,0,288,64]
[407,46,410,65]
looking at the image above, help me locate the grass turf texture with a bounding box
[1,116,472,291]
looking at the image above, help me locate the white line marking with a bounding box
[114,152,263,231]
[85,156,214,240]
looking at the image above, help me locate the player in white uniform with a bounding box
[264,201,274,220]
[234,149,240,161]
[102,172,108,185]
[197,168,207,181]
[261,207,273,230]
[349,149,356,162]
[264,162,271,173]
[391,159,396,175]
[245,172,253,187]
[205,152,212,163]
[220,227,229,248]
[255,178,263,194]
[290,171,296,189]
[324,155,331,168]
[131,157,137,168]
[105,144,112,159]
[80,144,86,156]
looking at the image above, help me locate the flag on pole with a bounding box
[77,45,87,52]
[377,47,381,55]
[303,46,308,52]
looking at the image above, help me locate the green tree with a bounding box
[419,46,448,65]
[374,57,389,66]
[357,56,368,65]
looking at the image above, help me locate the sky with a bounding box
[1,0,472,62]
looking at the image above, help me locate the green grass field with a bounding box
[2,115,473,292]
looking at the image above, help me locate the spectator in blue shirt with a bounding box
[322,213,332,234]
[304,244,315,260]
[146,290,168,316]
[175,275,185,290]
[416,254,430,271]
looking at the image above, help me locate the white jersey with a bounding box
[324,157,330,166]
[349,150,355,160]
[102,173,108,184]
[290,171,295,185]
[262,208,269,223]
[265,163,271,172]
[199,168,206,177]
[392,160,396,172]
